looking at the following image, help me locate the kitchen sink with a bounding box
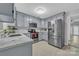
[8,34,22,37]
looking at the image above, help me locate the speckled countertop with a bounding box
[0,33,33,51]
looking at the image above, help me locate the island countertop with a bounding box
[0,33,33,51]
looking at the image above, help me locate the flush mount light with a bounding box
[34,7,46,15]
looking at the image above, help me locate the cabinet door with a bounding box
[40,20,45,28]
[16,12,25,27]
[44,20,48,28]
[0,22,3,29]
[56,19,65,48]
[29,17,41,28]
[56,19,62,36]
[36,19,41,28]
[42,32,48,40]
[24,15,30,28]
[0,3,14,22]
[38,33,42,40]
[0,15,12,22]
[41,20,48,28]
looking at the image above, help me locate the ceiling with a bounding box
[15,3,79,19]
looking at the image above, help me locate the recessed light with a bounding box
[34,7,46,15]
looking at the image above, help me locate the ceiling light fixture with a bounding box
[34,7,46,15]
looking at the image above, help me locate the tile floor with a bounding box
[32,41,79,56]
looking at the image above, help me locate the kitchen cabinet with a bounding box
[0,22,3,29]
[0,3,14,22]
[44,20,48,28]
[40,19,48,28]
[39,31,48,41]
[16,12,25,27]
[0,34,33,56]
[29,17,41,28]
[41,20,44,28]
[24,15,30,28]
[43,32,48,41]
[16,12,41,28]
[38,32,43,40]
[0,15,12,22]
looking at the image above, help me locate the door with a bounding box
[70,25,79,48]
[48,22,55,46]
[56,19,65,48]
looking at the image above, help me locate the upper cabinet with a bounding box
[40,19,48,28]
[16,12,41,28]
[16,12,25,27]
[0,3,14,22]
[29,16,41,28]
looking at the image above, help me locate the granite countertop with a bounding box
[0,33,33,51]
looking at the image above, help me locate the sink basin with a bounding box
[8,34,22,37]
[0,33,28,47]
[0,36,24,46]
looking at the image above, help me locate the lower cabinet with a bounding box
[39,32,48,41]
[0,42,32,56]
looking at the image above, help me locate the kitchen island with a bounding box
[0,33,33,56]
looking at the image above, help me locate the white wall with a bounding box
[73,26,79,35]
[65,13,71,45]
[65,9,79,45]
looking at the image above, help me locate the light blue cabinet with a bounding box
[24,15,30,28]
[39,32,48,41]
[0,15,13,22]
[0,3,14,22]
[40,19,48,28]
[16,12,41,28]
[29,17,41,28]
[16,12,25,27]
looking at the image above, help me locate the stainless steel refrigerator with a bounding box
[48,14,65,48]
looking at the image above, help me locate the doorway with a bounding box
[70,18,79,48]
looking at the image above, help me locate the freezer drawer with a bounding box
[56,36,65,48]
